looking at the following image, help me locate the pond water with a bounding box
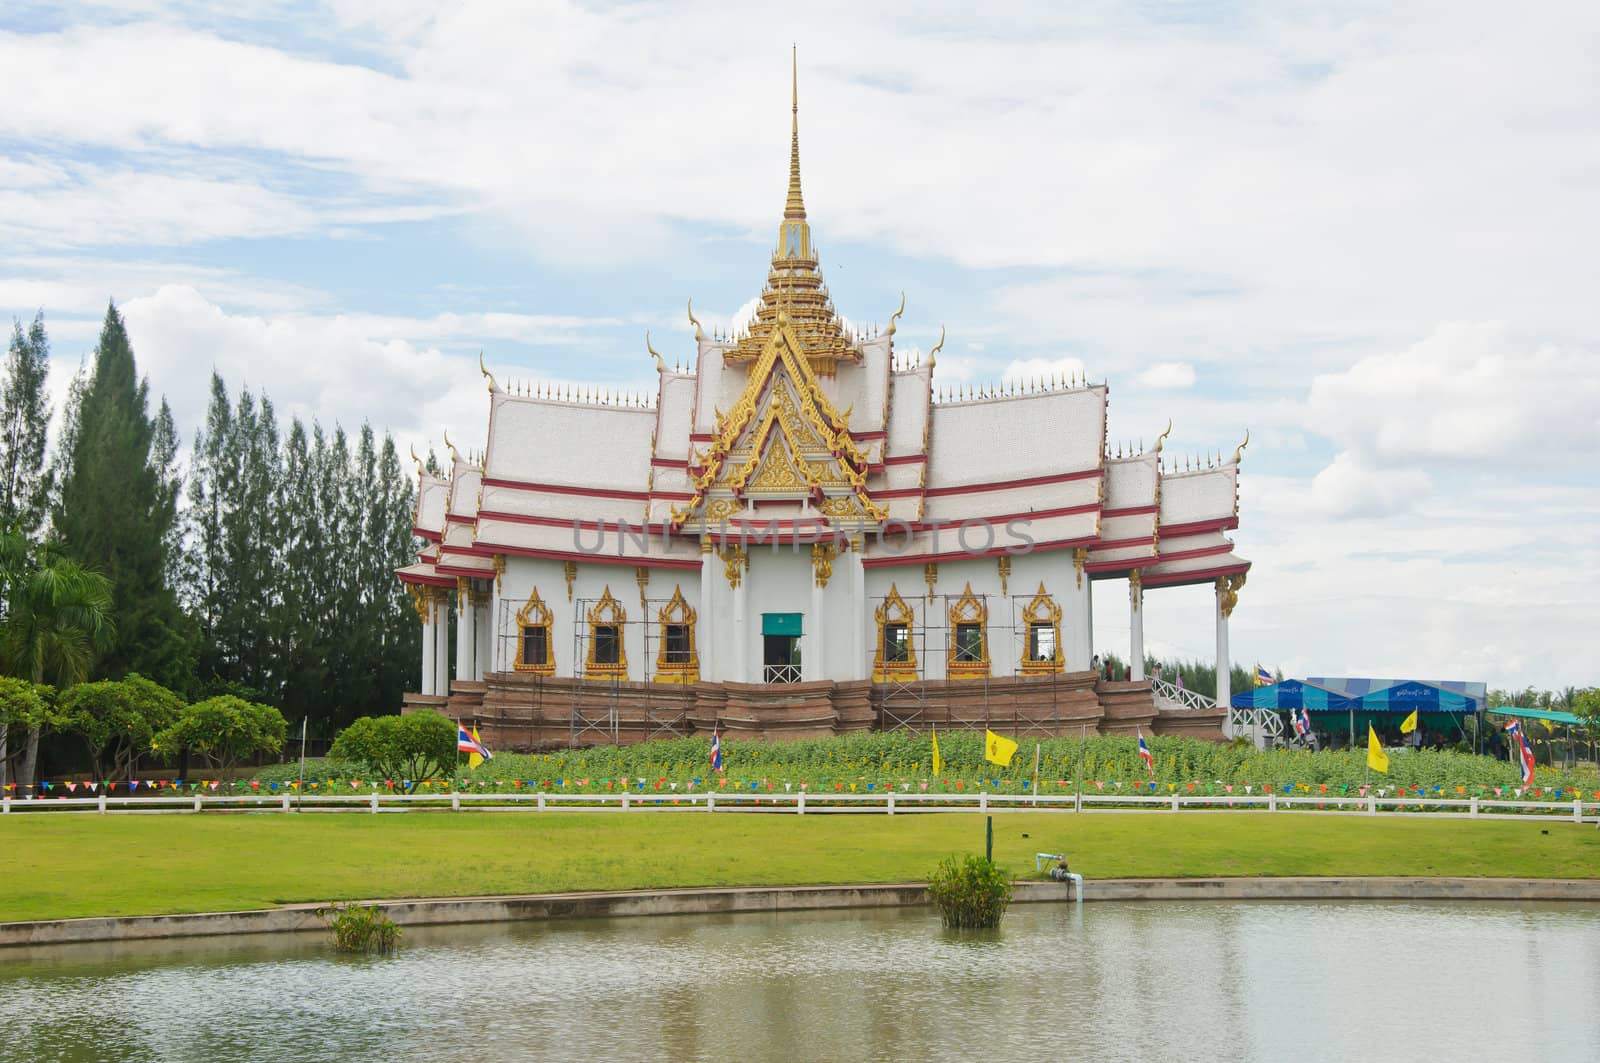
[2,900,1597,1062]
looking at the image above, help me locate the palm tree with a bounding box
[0,534,114,787]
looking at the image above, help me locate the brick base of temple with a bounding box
[403,669,1226,750]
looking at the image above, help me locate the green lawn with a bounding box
[5,810,1597,922]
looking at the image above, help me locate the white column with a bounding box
[1085,575,1095,665]
[433,597,451,696]
[733,562,748,682]
[456,581,475,683]
[1129,572,1145,680]
[699,540,716,681]
[848,540,866,680]
[475,596,491,679]
[1214,578,1231,709]
[807,562,825,682]
[420,592,436,695]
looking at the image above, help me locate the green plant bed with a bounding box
[277,733,1598,798]
[927,854,1013,929]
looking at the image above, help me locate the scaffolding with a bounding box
[871,589,1067,736]
[490,595,696,748]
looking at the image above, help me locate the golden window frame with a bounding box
[584,585,628,680]
[1019,581,1064,675]
[654,585,699,684]
[946,581,990,680]
[513,587,555,676]
[872,583,918,682]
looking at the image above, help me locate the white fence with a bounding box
[2,790,1595,823]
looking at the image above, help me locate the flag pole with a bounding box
[1031,743,1041,806]
[296,716,307,812]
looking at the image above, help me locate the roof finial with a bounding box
[443,430,459,464]
[886,291,905,337]
[928,325,945,367]
[687,299,704,342]
[646,331,666,373]
[784,44,806,223]
[408,443,423,478]
[1233,428,1250,465]
[478,350,496,393]
[1155,418,1173,453]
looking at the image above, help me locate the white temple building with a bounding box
[399,64,1252,747]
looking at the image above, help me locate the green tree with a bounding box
[1,313,53,539]
[0,536,116,786]
[51,302,192,689]
[329,710,457,787]
[0,676,54,789]
[57,674,183,780]
[154,695,287,777]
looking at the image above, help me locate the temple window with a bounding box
[1020,582,1064,675]
[513,588,555,676]
[872,584,918,682]
[883,622,910,663]
[655,585,699,683]
[946,582,990,679]
[585,586,628,680]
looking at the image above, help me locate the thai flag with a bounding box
[1137,732,1154,777]
[457,725,491,761]
[710,729,723,772]
[1506,721,1535,786]
[1255,665,1273,687]
[1293,707,1312,736]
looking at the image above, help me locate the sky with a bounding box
[2,1,1596,691]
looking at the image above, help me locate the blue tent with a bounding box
[1231,680,1358,712]
[1354,680,1475,714]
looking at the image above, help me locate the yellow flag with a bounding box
[468,726,486,770]
[984,729,1018,767]
[931,727,944,777]
[1540,717,1554,733]
[1367,724,1389,774]
[1400,709,1419,734]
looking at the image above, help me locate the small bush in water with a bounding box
[320,903,402,954]
[927,854,1013,929]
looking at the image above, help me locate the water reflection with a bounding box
[2,901,1598,1062]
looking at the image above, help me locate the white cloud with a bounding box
[1135,361,1195,390]
[1306,322,1600,468]
[1309,451,1431,519]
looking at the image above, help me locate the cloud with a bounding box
[1306,322,1600,468]
[1135,361,1195,389]
[1309,451,1431,519]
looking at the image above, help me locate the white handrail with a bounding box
[3,789,1593,823]
[1150,677,1216,712]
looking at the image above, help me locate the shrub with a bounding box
[153,695,287,775]
[320,903,401,954]
[927,854,1013,929]
[329,710,456,788]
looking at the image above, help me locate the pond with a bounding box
[2,900,1597,1062]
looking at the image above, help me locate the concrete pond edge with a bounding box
[5,877,1599,949]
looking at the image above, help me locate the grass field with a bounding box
[7,810,1598,923]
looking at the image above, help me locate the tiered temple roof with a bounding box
[398,59,1250,593]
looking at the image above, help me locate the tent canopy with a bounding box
[1354,680,1475,714]
[1309,676,1485,713]
[1231,680,1357,711]
[1487,706,1583,725]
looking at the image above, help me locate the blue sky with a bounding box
[2,1,1597,688]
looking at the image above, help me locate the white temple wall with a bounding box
[742,547,813,684]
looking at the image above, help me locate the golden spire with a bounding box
[785,44,805,223]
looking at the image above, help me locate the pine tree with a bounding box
[52,302,192,689]
[1,314,53,539]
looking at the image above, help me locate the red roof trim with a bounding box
[397,570,454,589]
[862,533,1100,569]
[1102,504,1158,518]
[1141,560,1251,589]
[412,527,442,543]
[883,454,927,466]
[479,509,674,536]
[1151,542,1236,565]
[650,456,686,469]
[852,430,887,441]
[482,476,651,502]
[472,541,701,570]
[1159,516,1239,538]
[435,561,495,579]
[876,467,1102,501]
